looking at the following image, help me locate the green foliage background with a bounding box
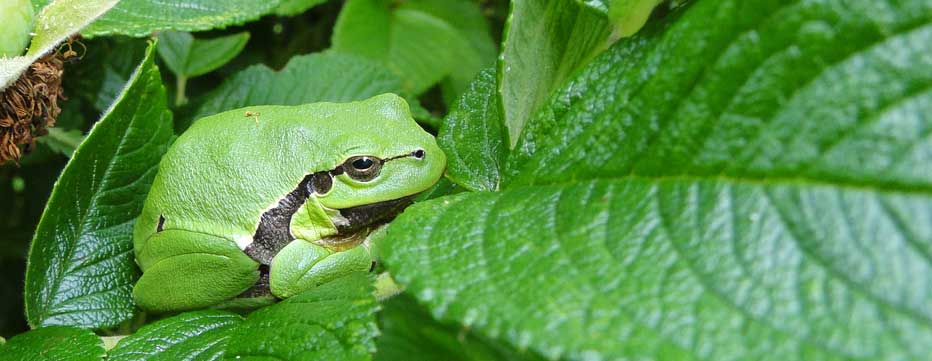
[1,0,931,360]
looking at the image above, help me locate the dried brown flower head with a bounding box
[0,52,64,164]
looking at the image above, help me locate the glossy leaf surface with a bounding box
[0,326,104,360]
[82,0,280,38]
[108,311,243,361]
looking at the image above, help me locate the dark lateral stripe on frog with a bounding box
[239,264,272,298]
[245,173,319,265]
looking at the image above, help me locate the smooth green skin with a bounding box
[133,94,445,313]
[0,0,33,58]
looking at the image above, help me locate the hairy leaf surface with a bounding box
[82,0,280,37]
[0,0,119,89]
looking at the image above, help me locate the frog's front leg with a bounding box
[269,240,372,299]
[134,229,260,313]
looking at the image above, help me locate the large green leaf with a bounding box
[384,0,932,359]
[437,69,507,192]
[0,0,119,90]
[0,326,104,360]
[332,0,495,100]
[108,311,243,361]
[192,51,402,121]
[224,273,378,360]
[386,180,932,360]
[498,0,611,147]
[81,0,280,38]
[24,41,173,329]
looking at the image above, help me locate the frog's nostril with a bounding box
[412,149,425,159]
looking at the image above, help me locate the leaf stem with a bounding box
[174,75,187,107]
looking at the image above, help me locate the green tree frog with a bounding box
[133,94,445,313]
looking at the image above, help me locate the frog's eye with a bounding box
[342,155,382,182]
[352,157,374,169]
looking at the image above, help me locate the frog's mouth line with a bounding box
[333,194,416,232]
[316,194,416,250]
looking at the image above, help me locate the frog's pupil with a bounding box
[353,158,373,169]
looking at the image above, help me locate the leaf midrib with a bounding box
[514,173,932,197]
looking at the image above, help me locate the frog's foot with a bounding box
[133,230,260,313]
[269,240,372,299]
